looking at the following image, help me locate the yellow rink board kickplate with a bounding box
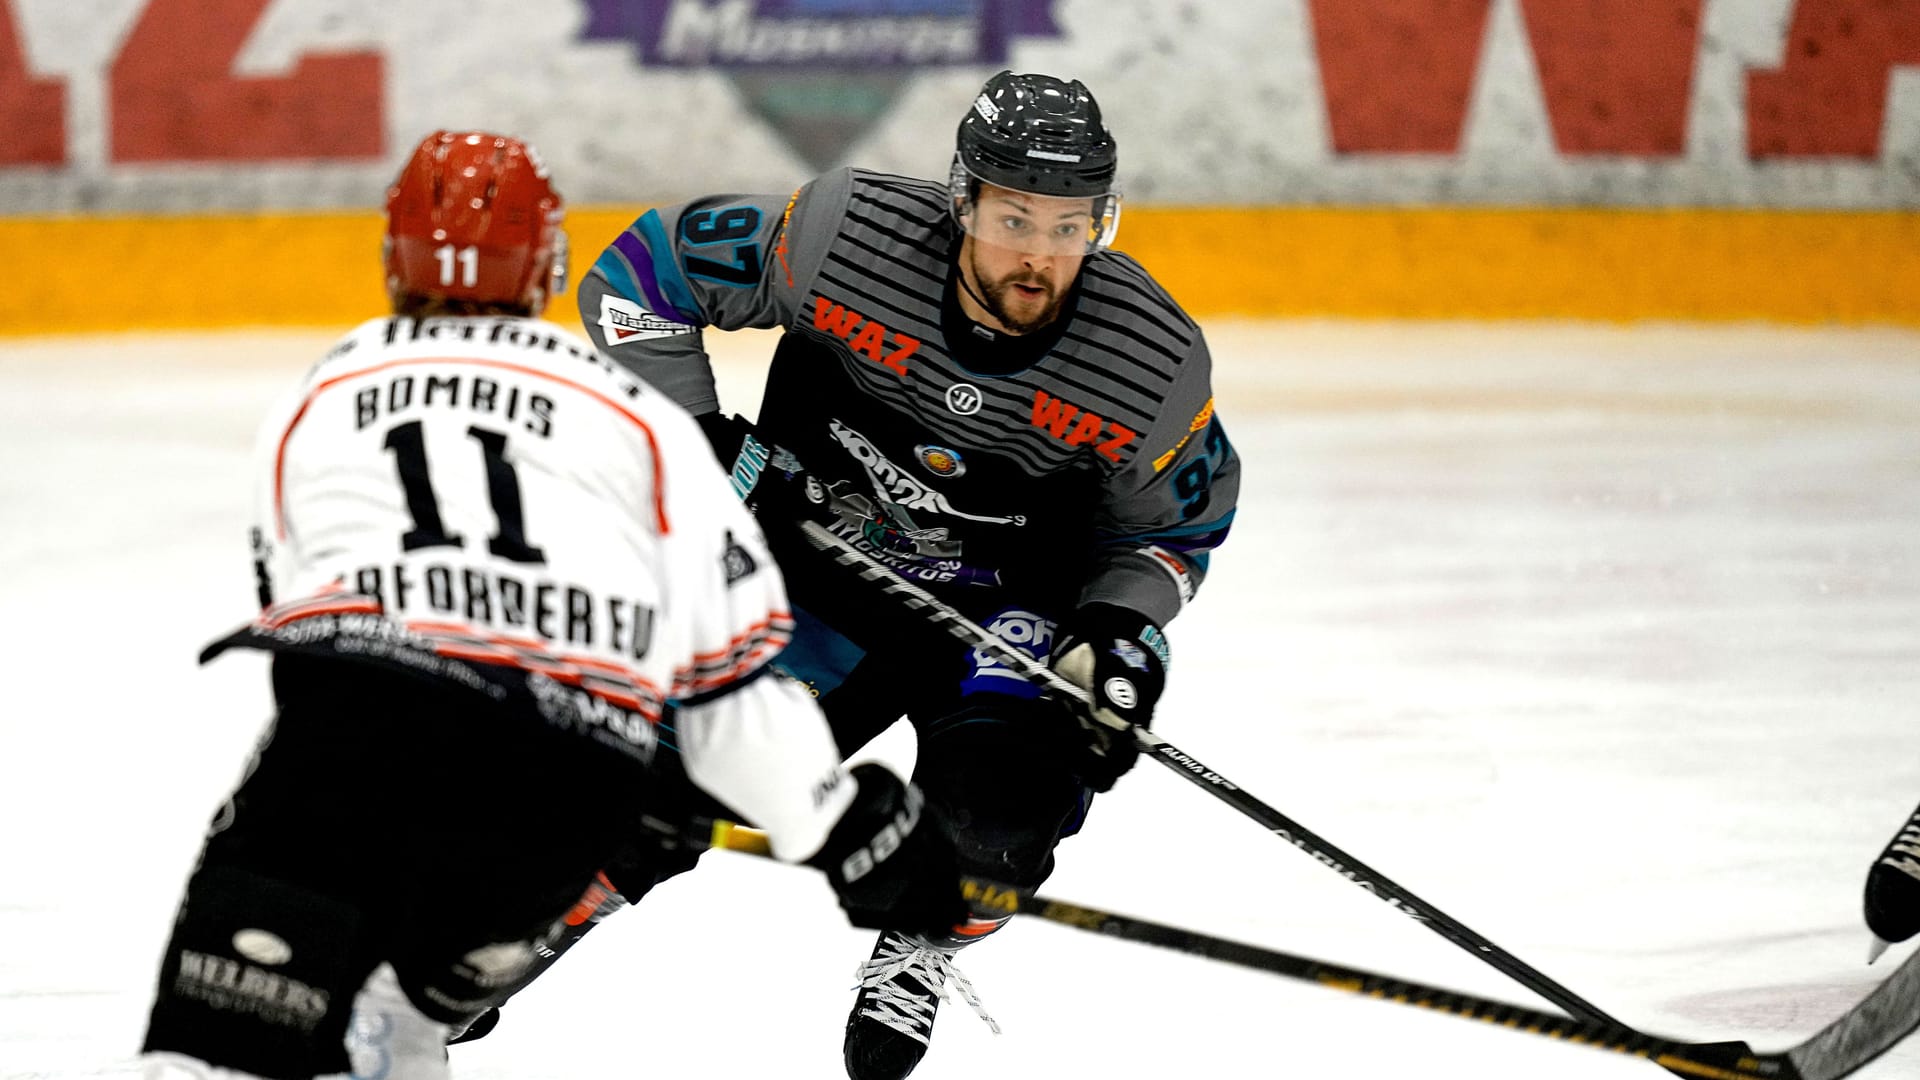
[4,205,1916,335]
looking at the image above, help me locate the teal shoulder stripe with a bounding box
[636,211,702,322]
[591,246,641,305]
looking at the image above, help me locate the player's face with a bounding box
[960,184,1090,334]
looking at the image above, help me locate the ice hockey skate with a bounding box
[1866,801,1920,961]
[843,931,998,1080]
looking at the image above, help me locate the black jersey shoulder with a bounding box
[845,169,952,228]
[1073,250,1201,372]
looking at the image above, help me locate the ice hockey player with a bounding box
[137,130,967,1080]
[1865,800,1920,962]
[571,71,1241,1079]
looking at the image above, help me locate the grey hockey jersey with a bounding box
[576,168,1238,629]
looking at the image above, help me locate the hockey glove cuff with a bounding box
[695,411,822,524]
[806,765,968,940]
[1050,603,1169,791]
[695,411,766,499]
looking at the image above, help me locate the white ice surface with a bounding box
[2,320,1919,1079]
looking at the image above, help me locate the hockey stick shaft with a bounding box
[694,818,1885,1080]
[795,520,1633,1028]
[786,521,1920,1080]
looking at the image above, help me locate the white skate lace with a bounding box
[1884,818,1920,881]
[852,932,1001,1043]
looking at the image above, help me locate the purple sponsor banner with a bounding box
[581,0,1060,69]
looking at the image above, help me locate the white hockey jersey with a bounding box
[243,313,855,861]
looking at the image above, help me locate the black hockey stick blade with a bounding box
[699,819,1920,1080]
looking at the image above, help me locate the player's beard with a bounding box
[971,253,1066,335]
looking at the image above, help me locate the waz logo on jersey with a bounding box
[580,0,1067,170]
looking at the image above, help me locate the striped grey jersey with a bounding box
[577,167,1238,628]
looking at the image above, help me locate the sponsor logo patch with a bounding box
[915,443,966,478]
[1109,639,1150,672]
[722,530,759,585]
[1142,545,1197,606]
[598,295,693,344]
[1154,397,1217,472]
[1031,389,1137,463]
[963,608,1057,698]
[830,420,1022,526]
[1103,677,1138,709]
[812,296,918,376]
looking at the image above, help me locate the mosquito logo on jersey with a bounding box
[598,295,693,345]
[962,608,1056,699]
[915,443,966,478]
[829,419,1023,527]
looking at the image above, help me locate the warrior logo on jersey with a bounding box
[946,383,983,415]
[599,295,693,345]
[915,443,966,478]
[829,420,1023,527]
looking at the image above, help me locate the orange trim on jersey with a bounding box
[774,186,802,288]
[257,595,383,629]
[674,629,792,697]
[272,354,671,543]
[403,617,671,719]
[405,622,638,678]
[430,642,518,666]
[685,613,793,664]
[583,685,646,712]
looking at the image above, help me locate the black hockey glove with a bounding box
[695,411,816,521]
[1050,603,1168,792]
[696,411,758,477]
[806,764,968,940]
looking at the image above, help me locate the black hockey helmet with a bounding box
[951,70,1121,254]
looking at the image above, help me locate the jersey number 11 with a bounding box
[382,420,546,565]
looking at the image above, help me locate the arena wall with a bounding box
[2,0,1915,331]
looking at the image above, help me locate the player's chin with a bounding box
[1005,286,1054,320]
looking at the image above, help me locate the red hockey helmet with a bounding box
[384,131,568,315]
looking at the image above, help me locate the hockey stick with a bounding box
[695,818,1920,1080]
[795,521,1691,1051]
